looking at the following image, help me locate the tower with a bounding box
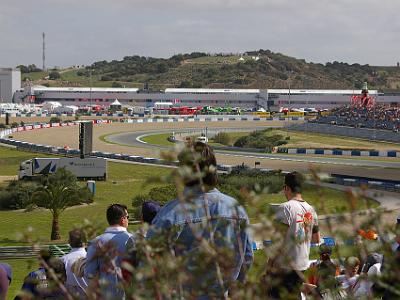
[42,32,46,71]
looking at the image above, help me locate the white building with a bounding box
[0,68,21,103]
[12,85,400,111]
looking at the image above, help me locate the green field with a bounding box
[0,146,55,176]
[133,129,400,151]
[140,133,176,146]
[210,129,400,150]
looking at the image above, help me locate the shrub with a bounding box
[49,116,61,123]
[131,171,284,213]
[213,132,231,145]
[100,75,112,81]
[49,71,61,80]
[131,185,177,220]
[0,180,40,210]
[112,81,123,88]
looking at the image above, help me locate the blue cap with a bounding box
[142,200,161,224]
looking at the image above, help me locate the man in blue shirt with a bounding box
[85,203,133,299]
[147,142,253,299]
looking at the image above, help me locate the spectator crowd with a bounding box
[314,104,400,131]
[1,142,399,299]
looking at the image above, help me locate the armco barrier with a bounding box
[284,147,400,158]
[331,173,400,193]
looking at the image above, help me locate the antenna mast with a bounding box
[42,32,46,70]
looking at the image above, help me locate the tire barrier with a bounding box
[286,147,400,157]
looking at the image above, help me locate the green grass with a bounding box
[0,147,54,176]
[21,71,49,81]
[0,161,171,245]
[209,129,400,151]
[247,185,378,223]
[140,133,175,146]
[2,258,39,299]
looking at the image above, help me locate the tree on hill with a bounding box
[17,64,42,73]
[32,168,93,240]
[49,71,61,80]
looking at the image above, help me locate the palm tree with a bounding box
[32,168,92,240]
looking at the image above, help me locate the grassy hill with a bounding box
[20,49,400,91]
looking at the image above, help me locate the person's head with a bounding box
[39,249,53,267]
[141,200,161,224]
[46,257,67,284]
[106,203,129,228]
[344,256,360,277]
[319,244,333,262]
[68,229,84,248]
[283,171,304,199]
[177,141,218,188]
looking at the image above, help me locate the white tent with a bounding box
[111,99,121,106]
[42,101,62,112]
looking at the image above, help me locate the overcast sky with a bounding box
[1,0,399,68]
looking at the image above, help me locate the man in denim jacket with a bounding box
[147,142,253,299]
[85,204,133,299]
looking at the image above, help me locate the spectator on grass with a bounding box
[353,252,382,298]
[39,257,68,300]
[122,200,161,282]
[147,142,253,299]
[336,256,361,296]
[60,229,88,298]
[85,203,133,300]
[267,171,320,299]
[15,250,53,299]
[308,244,340,289]
[0,263,12,300]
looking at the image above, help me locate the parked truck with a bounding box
[19,157,107,180]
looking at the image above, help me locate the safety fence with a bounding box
[285,147,400,158]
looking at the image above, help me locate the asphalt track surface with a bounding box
[10,121,400,181]
[107,129,400,169]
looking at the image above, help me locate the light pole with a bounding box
[89,69,93,113]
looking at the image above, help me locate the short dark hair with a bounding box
[284,171,303,194]
[178,142,218,187]
[69,229,84,248]
[142,200,161,224]
[106,204,128,225]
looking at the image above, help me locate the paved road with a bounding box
[107,129,400,169]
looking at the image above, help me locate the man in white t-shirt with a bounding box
[60,229,88,298]
[268,171,320,299]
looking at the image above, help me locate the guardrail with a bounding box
[0,244,71,259]
[285,147,400,158]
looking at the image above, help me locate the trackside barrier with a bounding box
[0,244,72,259]
[331,173,400,193]
[283,148,400,158]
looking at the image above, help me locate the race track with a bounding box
[10,120,400,181]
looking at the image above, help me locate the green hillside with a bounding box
[19,50,400,91]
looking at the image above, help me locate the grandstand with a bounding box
[313,105,400,131]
